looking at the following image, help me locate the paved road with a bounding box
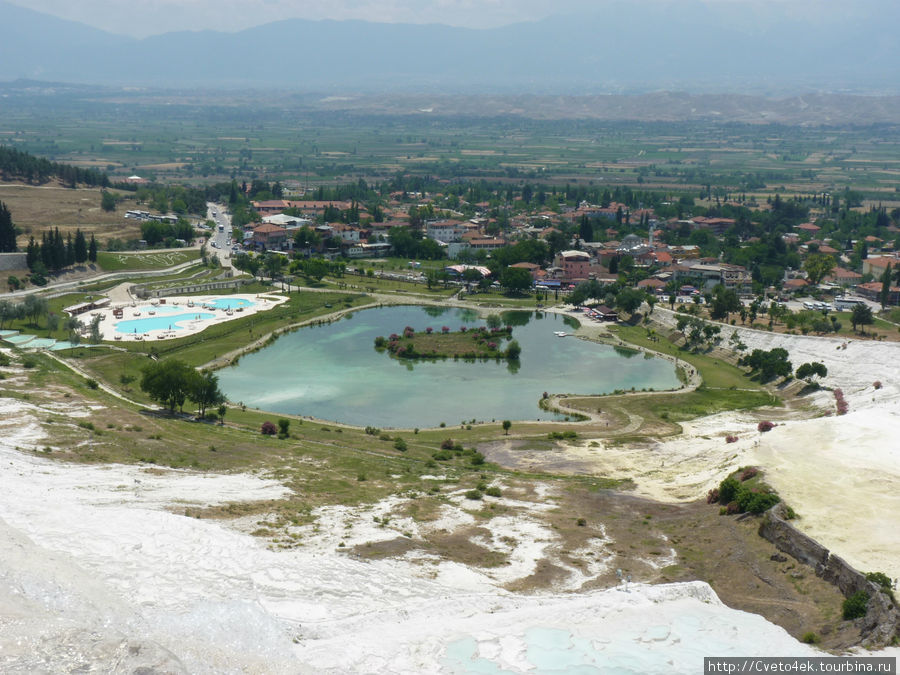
[205,202,235,271]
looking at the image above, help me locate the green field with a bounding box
[96,249,201,271]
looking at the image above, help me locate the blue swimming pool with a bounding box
[203,298,255,310]
[115,312,216,334]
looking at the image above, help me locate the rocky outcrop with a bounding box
[759,504,899,649]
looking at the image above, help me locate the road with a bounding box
[205,202,235,271]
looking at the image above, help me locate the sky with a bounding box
[6,0,807,38]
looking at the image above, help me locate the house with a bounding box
[782,278,809,294]
[251,223,288,250]
[263,213,312,229]
[591,305,619,321]
[509,262,543,281]
[862,256,898,277]
[676,262,751,290]
[637,278,666,292]
[691,216,735,234]
[425,220,465,243]
[825,268,863,287]
[857,281,900,306]
[553,250,592,282]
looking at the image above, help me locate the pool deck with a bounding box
[80,294,289,343]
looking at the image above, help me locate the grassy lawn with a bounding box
[322,273,458,297]
[611,323,762,391]
[96,249,201,271]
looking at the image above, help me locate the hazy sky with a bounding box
[7,0,805,37]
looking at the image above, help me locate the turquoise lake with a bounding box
[217,305,680,428]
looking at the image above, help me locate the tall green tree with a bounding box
[74,229,87,263]
[101,191,116,212]
[879,263,892,310]
[850,303,874,333]
[0,201,15,252]
[88,234,98,263]
[188,370,225,417]
[803,253,836,286]
[140,359,196,413]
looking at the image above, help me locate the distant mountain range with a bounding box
[1,0,898,93]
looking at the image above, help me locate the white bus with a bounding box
[834,297,865,312]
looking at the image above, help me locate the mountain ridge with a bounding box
[0,0,897,93]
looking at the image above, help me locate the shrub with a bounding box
[576,518,587,527]
[801,632,820,644]
[365,426,381,436]
[78,421,95,431]
[725,435,738,443]
[378,433,391,441]
[842,591,869,620]
[22,357,37,369]
[393,437,408,452]
[85,378,99,389]
[484,486,502,497]
[277,418,290,438]
[757,420,775,432]
[261,421,277,435]
[865,571,892,589]
[374,336,386,348]
[706,488,720,504]
[442,326,449,334]
[873,381,882,390]
[725,501,741,515]
[834,388,849,416]
[432,450,453,461]
[739,490,780,514]
[465,489,483,500]
[425,326,433,334]
[440,438,454,450]
[469,452,486,466]
[718,477,741,504]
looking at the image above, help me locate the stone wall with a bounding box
[759,504,899,648]
[0,253,27,272]
[130,278,250,299]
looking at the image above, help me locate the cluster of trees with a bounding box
[569,280,648,316]
[387,227,445,260]
[25,228,98,280]
[738,347,792,381]
[0,145,109,187]
[140,219,196,246]
[140,359,225,417]
[675,315,722,349]
[130,185,208,216]
[289,256,346,282]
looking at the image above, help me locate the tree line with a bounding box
[25,228,98,281]
[0,145,110,187]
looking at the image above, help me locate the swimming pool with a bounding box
[203,298,255,310]
[115,312,216,334]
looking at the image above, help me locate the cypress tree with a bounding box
[26,236,38,269]
[0,200,16,252]
[66,232,75,266]
[880,264,892,310]
[88,234,98,263]
[41,232,52,268]
[74,229,87,263]
[52,227,65,271]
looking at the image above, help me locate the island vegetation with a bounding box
[374,323,521,361]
